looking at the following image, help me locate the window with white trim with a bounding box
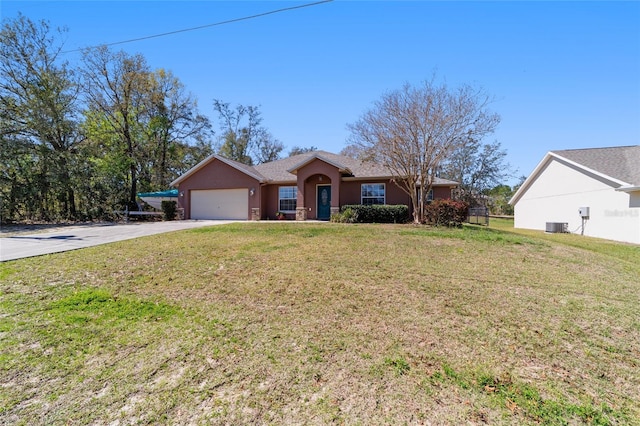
[361,183,385,205]
[416,188,434,203]
[278,186,297,212]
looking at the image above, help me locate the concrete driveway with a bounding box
[0,220,233,262]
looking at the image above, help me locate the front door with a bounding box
[317,185,331,220]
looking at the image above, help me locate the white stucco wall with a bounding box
[513,158,640,245]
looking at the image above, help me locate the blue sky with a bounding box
[2,1,639,185]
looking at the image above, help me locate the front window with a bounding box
[279,186,297,212]
[361,183,385,205]
[417,188,434,203]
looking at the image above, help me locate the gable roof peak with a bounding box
[286,151,352,174]
[510,144,640,205]
[170,153,265,186]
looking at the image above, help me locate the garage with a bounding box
[190,188,248,220]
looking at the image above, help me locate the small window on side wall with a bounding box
[278,186,297,212]
[417,188,434,203]
[361,183,385,205]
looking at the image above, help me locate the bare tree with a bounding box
[253,128,284,164]
[288,145,318,156]
[346,79,500,223]
[142,68,213,189]
[213,100,283,165]
[440,139,511,206]
[339,144,373,161]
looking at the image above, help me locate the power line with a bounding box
[62,0,333,54]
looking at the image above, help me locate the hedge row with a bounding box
[331,204,409,224]
[329,200,468,226]
[161,200,177,221]
[424,199,469,227]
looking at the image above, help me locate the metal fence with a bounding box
[468,207,489,226]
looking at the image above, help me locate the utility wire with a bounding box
[62,0,333,54]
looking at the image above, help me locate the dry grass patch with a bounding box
[1,222,638,424]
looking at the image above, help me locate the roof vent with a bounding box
[545,222,568,233]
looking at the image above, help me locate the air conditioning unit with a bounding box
[545,222,568,233]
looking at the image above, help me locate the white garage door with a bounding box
[190,189,248,220]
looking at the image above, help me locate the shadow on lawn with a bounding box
[9,235,83,241]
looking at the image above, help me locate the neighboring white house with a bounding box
[509,145,640,245]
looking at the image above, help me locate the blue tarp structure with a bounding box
[137,189,178,210]
[137,189,178,198]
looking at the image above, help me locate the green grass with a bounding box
[1,222,639,424]
[490,217,640,264]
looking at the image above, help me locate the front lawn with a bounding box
[1,223,638,424]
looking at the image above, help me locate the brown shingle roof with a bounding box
[253,150,391,182]
[552,145,640,186]
[172,150,459,186]
[253,150,458,185]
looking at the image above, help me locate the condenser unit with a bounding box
[545,222,568,233]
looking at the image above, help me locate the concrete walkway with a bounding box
[0,220,232,262]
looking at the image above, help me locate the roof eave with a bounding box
[341,175,395,181]
[509,151,632,205]
[339,176,458,186]
[265,179,297,185]
[170,154,265,187]
[286,154,352,175]
[508,152,554,205]
[170,153,217,187]
[615,185,640,193]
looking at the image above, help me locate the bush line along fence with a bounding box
[331,204,410,224]
[330,200,471,226]
[424,199,469,227]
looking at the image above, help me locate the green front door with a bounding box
[317,185,331,220]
